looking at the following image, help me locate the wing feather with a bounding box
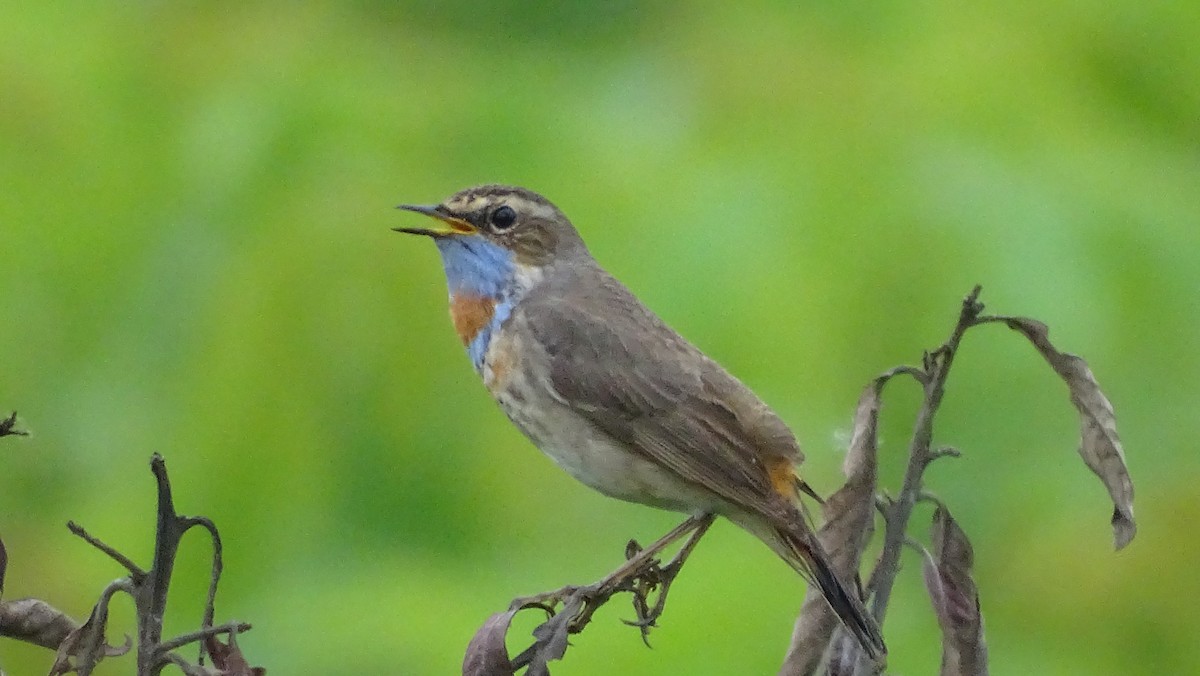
[522,266,801,519]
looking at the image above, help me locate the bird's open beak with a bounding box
[393,204,477,237]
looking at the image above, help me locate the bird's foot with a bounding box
[620,514,715,645]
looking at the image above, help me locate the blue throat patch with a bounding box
[435,236,517,369]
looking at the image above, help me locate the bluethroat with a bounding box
[395,184,885,659]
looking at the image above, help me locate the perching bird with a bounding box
[395,184,885,660]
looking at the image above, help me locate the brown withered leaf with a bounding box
[923,506,987,676]
[781,377,884,676]
[47,606,131,676]
[205,631,265,676]
[463,611,518,676]
[822,631,861,676]
[0,598,79,650]
[993,316,1136,549]
[524,597,583,676]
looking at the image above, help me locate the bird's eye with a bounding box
[490,205,517,231]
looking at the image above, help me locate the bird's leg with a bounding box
[508,516,710,609]
[508,512,718,654]
[600,513,713,588]
[625,513,715,640]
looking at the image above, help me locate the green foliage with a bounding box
[1,2,1196,674]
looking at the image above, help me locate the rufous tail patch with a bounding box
[767,456,799,499]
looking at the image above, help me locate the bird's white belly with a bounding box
[482,330,720,513]
[533,411,696,507]
[520,406,719,513]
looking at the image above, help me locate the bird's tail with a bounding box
[776,522,886,661]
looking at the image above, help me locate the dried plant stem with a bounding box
[63,454,248,675]
[866,286,983,626]
[489,514,715,673]
[66,522,146,581]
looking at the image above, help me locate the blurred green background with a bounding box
[2,2,1197,674]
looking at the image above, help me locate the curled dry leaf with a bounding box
[48,620,131,676]
[0,536,6,597]
[524,596,583,676]
[462,611,518,676]
[466,598,587,676]
[205,631,266,676]
[992,317,1136,549]
[0,598,80,650]
[923,506,987,676]
[780,378,884,676]
[822,631,864,676]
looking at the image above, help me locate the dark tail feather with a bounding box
[778,525,887,661]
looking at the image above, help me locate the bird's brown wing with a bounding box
[521,271,888,660]
[521,268,801,519]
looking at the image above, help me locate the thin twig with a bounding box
[929,445,962,461]
[916,491,948,511]
[154,621,251,657]
[181,516,223,665]
[67,522,147,582]
[878,365,930,385]
[0,411,27,437]
[182,517,223,630]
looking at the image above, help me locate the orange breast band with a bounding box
[450,293,497,346]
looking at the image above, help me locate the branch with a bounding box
[67,521,147,582]
[0,599,80,650]
[54,454,259,675]
[180,516,223,664]
[865,286,983,626]
[463,514,714,675]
